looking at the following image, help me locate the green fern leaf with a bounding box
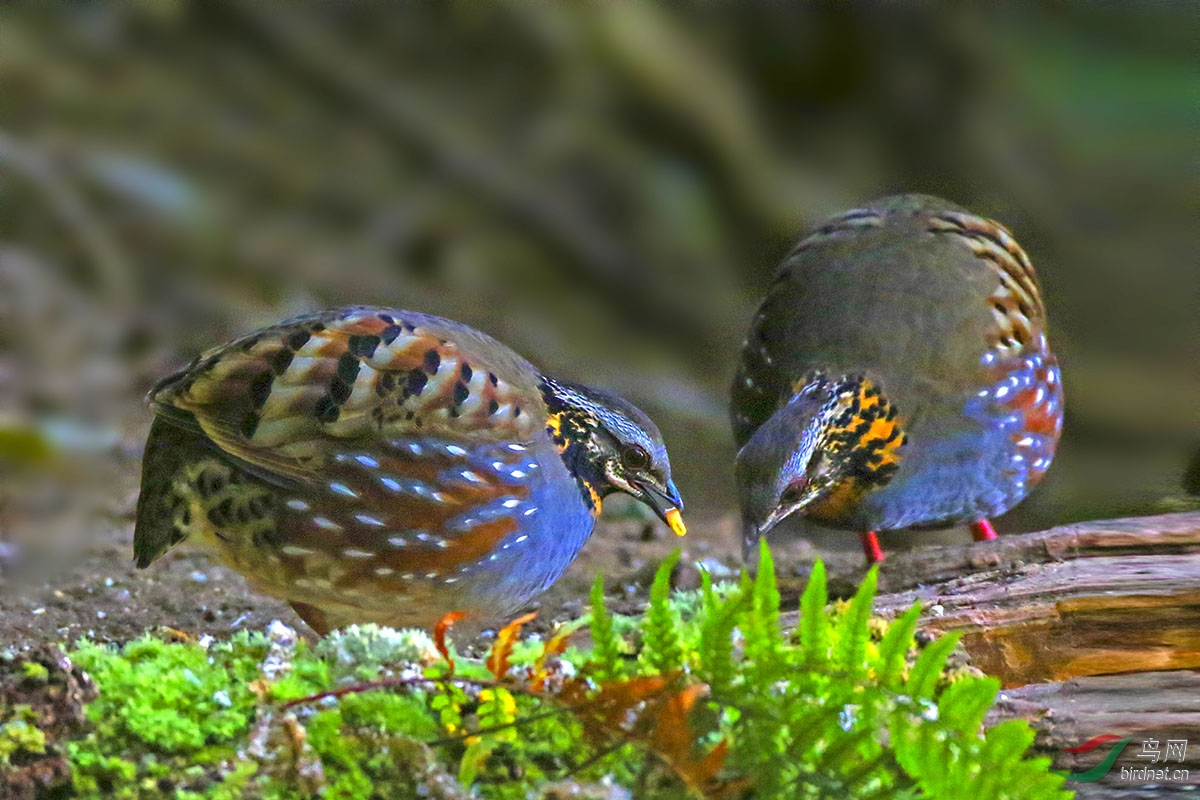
[588,574,621,679]
[975,721,1072,800]
[700,567,714,610]
[876,602,921,688]
[821,727,880,776]
[698,580,749,695]
[980,719,1036,768]
[753,537,782,633]
[833,564,878,676]
[785,702,845,761]
[643,548,684,672]
[905,631,961,700]
[799,560,831,667]
[938,676,1000,735]
[744,539,785,679]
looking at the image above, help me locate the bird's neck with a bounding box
[787,373,909,524]
[539,377,607,514]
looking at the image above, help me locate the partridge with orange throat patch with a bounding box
[732,195,1062,564]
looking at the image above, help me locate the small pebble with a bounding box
[190,571,208,583]
[697,557,735,578]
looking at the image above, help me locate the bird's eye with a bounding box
[780,480,807,506]
[620,444,652,471]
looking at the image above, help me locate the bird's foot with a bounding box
[860,531,885,564]
[969,519,998,542]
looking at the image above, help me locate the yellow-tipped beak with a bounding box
[665,508,687,537]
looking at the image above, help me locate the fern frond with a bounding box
[798,560,831,668]
[589,574,621,680]
[876,602,921,688]
[752,537,781,634]
[833,564,877,677]
[905,631,960,701]
[743,538,785,680]
[698,579,749,695]
[938,676,1000,735]
[642,549,684,672]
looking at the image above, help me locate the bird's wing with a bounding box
[149,306,547,485]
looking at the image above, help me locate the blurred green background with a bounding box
[0,2,1197,550]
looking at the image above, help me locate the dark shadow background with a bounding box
[1,3,1197,572]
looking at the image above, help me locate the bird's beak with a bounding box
[741,520,762,562]
[741,498,810,560]
[639,479,687,537]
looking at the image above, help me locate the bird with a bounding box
[732,194,1062,565]
[134,306,686,634]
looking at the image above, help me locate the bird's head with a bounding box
[735,374,905,557]
[541,378,685,536]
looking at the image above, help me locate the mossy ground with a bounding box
[2,547,1072,800]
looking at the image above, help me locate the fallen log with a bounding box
[776,512,1200,797]
[780,511,1200,688]
[993,670,1200,799]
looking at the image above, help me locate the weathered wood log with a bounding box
[992,670,1200,799]
[776,513,1200,796]
[781,512,1200,687]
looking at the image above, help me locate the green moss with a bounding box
[20,661,50,683]
[53,547,1072,799]
[0,718,47,765]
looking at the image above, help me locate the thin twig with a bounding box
[564,740,631,779]
[280,672,564,711]
[424,707,574,748]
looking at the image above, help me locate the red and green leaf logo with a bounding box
[1058,734,1134,782]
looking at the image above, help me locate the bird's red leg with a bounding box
[970,519,998,542]
[860,531,885,564]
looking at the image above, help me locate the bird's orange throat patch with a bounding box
[802,377,908,525]
[803,479,871,528]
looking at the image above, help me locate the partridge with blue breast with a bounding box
[135,307,685,634]
[732,195,1062,564]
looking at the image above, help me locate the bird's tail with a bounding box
[133,414,211,568]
